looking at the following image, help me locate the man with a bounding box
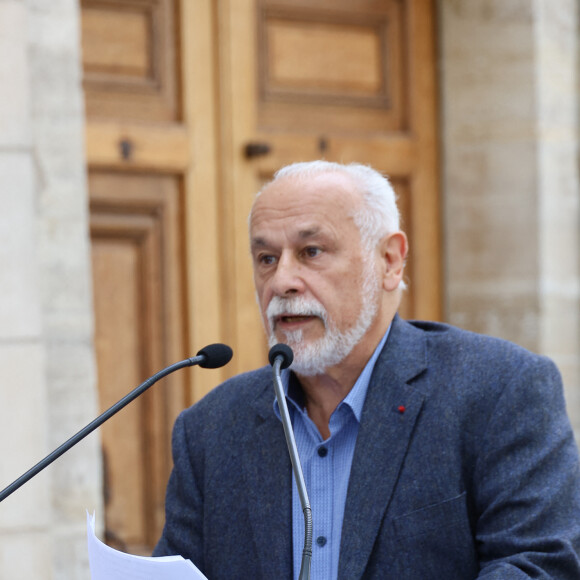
[154,161,580,579]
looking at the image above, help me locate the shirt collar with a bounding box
[274,324,392,423]
[341,325,391,422]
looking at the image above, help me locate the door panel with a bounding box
[89,171,188,554]
[258,1,405,131]
[81,0,180,122]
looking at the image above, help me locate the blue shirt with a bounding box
[274,328,390,580]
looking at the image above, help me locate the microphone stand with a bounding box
[0,345,232,503]
[272,356,312,580]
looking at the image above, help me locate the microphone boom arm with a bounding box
[0,345,232,503]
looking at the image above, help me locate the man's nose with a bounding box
[270,253,305,296]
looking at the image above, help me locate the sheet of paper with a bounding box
[87,512,208,580]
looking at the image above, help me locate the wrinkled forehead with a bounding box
[249,171,364,228]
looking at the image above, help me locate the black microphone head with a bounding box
[196,343,233,369]
[268,343,294,369]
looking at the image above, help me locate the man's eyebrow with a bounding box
[250,237,268,249]
[298,226,322,239]
[250,226,324,250]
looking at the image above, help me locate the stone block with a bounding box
[53,523,92,580]
[442,0,534,22]
[0,1,31,149]
[444,141,537,201]
[540,293,580,357]
[446,195,538,281]
[0,153,43,339]
[0,342,49,530]
[441,2,537,142]
[447,291,540,351]
[0,530,52,579]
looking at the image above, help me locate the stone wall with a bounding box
[535,0,580,432]
[0,4,51,576]
[440,0,580,433]
[0,1,101,578]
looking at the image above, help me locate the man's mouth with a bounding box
[275,314,317,326]
[266,297,328,334]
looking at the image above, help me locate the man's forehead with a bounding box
[276,169,360,197]
[252,172,361,219]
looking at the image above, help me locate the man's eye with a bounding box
[259,255,277,265]
[304,247,321,258]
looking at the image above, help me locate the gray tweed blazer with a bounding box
[154,315,580,579]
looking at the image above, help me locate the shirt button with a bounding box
[316,536,327,547]
[317,446,328,457]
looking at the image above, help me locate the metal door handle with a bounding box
[244,142,272,158]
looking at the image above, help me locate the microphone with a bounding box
[0,343,233,503]
[198,343,234,368]
[269,344,312,580]
[268,342,294,369]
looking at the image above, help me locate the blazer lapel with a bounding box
[241,377,293,579]
[339,316,427,580]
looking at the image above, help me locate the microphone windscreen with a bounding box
[196,343,233,368]
[268,343,294,369]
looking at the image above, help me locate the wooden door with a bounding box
[80,0,440,555]
[81,0,222,554]
[217,0,441,374]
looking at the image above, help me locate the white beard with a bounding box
[265,263,380,376]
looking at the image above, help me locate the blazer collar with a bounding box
[243,372,293,579]
[339,315,428,580]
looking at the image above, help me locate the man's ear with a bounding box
[379,232,408,292]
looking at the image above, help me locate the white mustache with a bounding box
[266,296,328,328]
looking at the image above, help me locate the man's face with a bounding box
[249,172,384,374]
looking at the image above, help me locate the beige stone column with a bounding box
[28,0,103,577]
[0,0,102,578]
[0,1,52,577]
[440,0,580,435]
[535,0,580,433]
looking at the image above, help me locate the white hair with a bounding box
[251,160,407,289]
[256,160,400,248]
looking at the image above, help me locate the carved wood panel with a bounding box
[81,0,181,122]
[257,0,406,133]
[89,171,188,554]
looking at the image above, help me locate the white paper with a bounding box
[87,512,208,580]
